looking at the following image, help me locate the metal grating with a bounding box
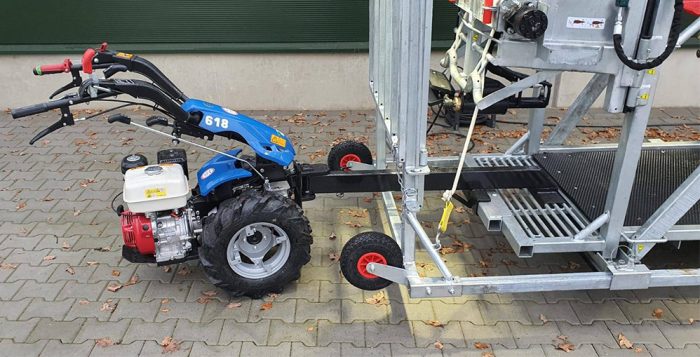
[475,155,594,240]
[474,155,537,167]
[500,188,592,239]
[534,147,700,226]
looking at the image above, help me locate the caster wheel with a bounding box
[327,140,373,171]
[340,232,403,290]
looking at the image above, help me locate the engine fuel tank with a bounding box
[123,164,189,213]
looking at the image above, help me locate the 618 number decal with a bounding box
[204,115,229,129]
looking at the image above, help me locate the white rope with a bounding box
[442,28,496,204]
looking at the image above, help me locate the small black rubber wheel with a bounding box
[340,231,403,291]
[199,190,312,298]
[327,140,373,171]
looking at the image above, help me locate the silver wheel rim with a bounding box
[226,222,291,279]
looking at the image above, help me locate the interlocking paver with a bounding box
[570,301,629,324]
[38,340,94,357]
[73,318,131,344]
[88,341,144,357]
[19,298,74,321]
[412,320,466,348]
[509,321,562,348]
[556,321,618,348]
[340,342,391,357]
[122,319,177,344]
[0,298,31,320]
[108,300,160,322]
[219,320,271,345]
[139,340,193,357]
[654,321,700,348]
[0,339,47,357]
[605,321,672,349]
[172,319,224,344]
[461,321,516,348]
[14,281,66,300]
[27,318,86,343]
[3,109,700,356]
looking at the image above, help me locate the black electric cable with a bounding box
[613,0,684,71]
[111,191,123,214]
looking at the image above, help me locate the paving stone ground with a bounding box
[1,107,699,356]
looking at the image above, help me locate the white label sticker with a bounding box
[200,168,215,180]
[566,17,606,30]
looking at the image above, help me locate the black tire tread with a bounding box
[340,231,402,291]
[327,140,373,171]
[199,190,312,298]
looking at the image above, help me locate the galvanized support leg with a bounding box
[546,73,610,146]
[526,84,546,155]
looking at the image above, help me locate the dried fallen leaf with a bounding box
[365,291,389,306]
[16,201,26,210]
[540,314,548,323]
[61,241,71,251]
[226,302,242,309]
[106,283,123,292]
[634,347,644,353]
[474,342,490,350]
[344,221,362,228]
[162,266,172,273]
[124,274,139,286]
[111,270,121,277]
[556,342,576,352]
[43,255,56,261]
[65,266,76,275]
[161,336,181,353]
[95,337,114,347]
[0,263,18,270]
[618,333,633,349]
[201,290,217,297]
[160,307,170,313]
[177,265,191,275]
[434,340,444,350]
[652,308,664,319]
[86,261,99,266]
[306,326,314,332]
[482,352,495,357]
[260,301,273,311]
[79,300,90,305]
[329,232,337,240]
[689,318,695,324]
[100,302,115,312]
[328,252,340,262]
[426,320,444,328]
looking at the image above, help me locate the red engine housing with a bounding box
[686,0,700,16]
[120,211,155,255]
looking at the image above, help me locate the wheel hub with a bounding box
[339,153,361,169]
[356,252,387,279]
[226,222,291,279]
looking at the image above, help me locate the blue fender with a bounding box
[181,99,295,167]
[197,149,253,196]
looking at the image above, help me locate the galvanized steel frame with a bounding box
[366,0,700,298]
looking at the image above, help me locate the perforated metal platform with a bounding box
[534,147,700,226]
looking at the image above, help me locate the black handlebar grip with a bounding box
[107,114,131,125]
[146,116,169,127]
[11,103,51,119]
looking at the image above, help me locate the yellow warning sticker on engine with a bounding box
[144,188,167,198]
[270,134,287,148]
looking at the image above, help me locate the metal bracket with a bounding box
[367,262,409,285]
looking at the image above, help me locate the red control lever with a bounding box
[33,58,72,76]
[82,48,96,74]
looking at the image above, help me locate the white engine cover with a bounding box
[123,164,189,213]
